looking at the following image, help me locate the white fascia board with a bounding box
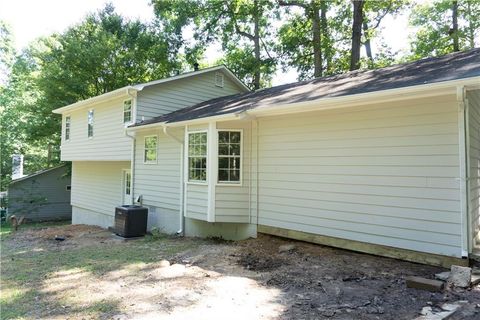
[134,66,250,92]
[249,76,480,118]
[52,86,137,114]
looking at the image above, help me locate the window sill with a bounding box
[216,182,242,187]
[186,181,207,186]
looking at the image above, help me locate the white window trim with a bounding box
[186,129,208,185]
[143,135,158,164]
[215,72,224,88]
[87,109,94,139]
[123,99,133,124]
[64,115,71,142]
[216,129,243,186]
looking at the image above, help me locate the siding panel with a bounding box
[468,89,480,249]
[256,95,463,257]
[136,70,245,121]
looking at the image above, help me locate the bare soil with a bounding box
[1,224,479,319]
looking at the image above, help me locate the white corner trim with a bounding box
[456,85,469,256]
[207,122,217,222]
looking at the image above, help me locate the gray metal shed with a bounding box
[8,165,72,222]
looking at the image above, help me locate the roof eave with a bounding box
[248,76,480,118]
[52,86,138,114]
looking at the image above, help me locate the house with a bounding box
[8,165,72,222]
[53,49,480,267]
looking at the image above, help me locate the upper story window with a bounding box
[144,136,158,163]
[218,131,241,183]
[87,110,94,138]
[123,99,132,123]
[215,72,224,88]
[65,116,71,141]
[188,131,207,182]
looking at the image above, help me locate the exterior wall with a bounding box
[215,120,252,223]
[133,128,183,233]
[71,161,130,228]
[255,94,463,257]
[468,89,480,249]
[8,166,71,221]
[136,70,245,121]
[61,97,132,161]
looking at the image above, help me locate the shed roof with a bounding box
[9,165,68,185]
[132,47,480,127]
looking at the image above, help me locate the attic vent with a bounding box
[215,72,224,88]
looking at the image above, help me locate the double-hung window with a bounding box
[144,136,158,163]
[218,131,241,183]
[188,132,207,182]
[87,110,94,138]
[123,99,132,123]
[65,116,71,140]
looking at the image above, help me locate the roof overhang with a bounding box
[128,76,480,130]
[52,66,250,115]
[52,87,137,114]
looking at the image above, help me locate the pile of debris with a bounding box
[406,265,480,319]
[407,265,480,292]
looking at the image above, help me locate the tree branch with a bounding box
[278,0,308,9]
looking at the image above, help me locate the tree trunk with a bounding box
[350,0,364,71]
[320,0,330,74]
[362,21,374,67]
[253,0,261,90]
[466,0,475,48]
[452,0,459,52]
[311,1,322,78]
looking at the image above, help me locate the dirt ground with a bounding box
[1,224,480,320]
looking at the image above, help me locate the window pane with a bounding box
[218,169,228,181]
[200,132,207,144]
[229,157,240,170]
[230,144,240,156]
[219,144,229,155]
[219,131,229,143]
[230,132,241,143]
[230,169,240,181]
[200,144,207,156]
[218,157,228,169]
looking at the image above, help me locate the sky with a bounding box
[1,0,410,85]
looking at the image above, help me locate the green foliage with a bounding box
[409,0,480,59]
[153,0,278,89]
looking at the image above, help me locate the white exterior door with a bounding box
[122,169,132,205]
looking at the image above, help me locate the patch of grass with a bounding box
[0,231,200,319]
[1,220,70,239]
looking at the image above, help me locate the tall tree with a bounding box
[409,0,480,59]
[278,0,328,78]
[350,0,365,71]
[153,0,278,89]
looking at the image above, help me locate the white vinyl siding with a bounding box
[134,129,183,231]
[255,95,463,257]
[136,70,245,121]
[215,121,251,223]
[468,89,480,250]
[71,161,130,225]
[186,184,208,221]
[60,97,132,161]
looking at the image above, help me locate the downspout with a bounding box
[457,85,469,258]
[125,89,137,204]
[162,125,185,236]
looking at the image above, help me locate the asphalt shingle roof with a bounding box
[133,48,480,127]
